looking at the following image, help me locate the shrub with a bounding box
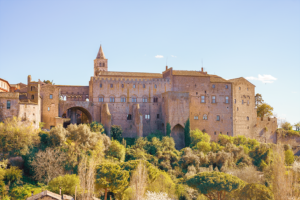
[111,125,123,142]
[48,174,80,196]
[285,149,294,165]
[90,121,105,133]
[106,140,126,162]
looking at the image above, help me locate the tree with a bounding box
[48,174,80,196]
[90,121,105,134]
[43,80,53,85]
[257,103,273,118]
[185,171,245,200]
[129,161,148,200]
[49,125,69,147]
[285,149,294,165]
[95,163,129,200]
[0,117,40,156]
[106,140,126,162]
[239,183,274,200]
[281,122,293,131]
[294,122,300,131]
[166,123,171,137]
[30,148,66,184]
[194,141,211,154]
[184,119,191,147]
[111,125,123,142]
[190,129,210,147]
[255,93,264,106]
[4,166,22,188]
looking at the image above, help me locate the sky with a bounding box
[0,0,299,125]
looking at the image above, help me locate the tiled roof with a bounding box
[98,71,163,78]
[229,77,255,86]
[172,70,209,77]
[209,75,230,83]
[26,190,73,200]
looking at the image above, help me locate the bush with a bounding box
[111,125,123,142]
[90,121,105,133]
[48,174,80,196]
[147,130,163,141]
[190,129,210,148]
[107,140,126,162]
[285,149,294,165]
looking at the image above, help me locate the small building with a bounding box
[26,190,73,200]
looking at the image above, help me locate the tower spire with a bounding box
[96,45,106,59]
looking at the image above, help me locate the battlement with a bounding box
[93,77,171,83]
[257,117,277,122]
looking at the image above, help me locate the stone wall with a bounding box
[0,92,19,121]
[231,78,257,138]
[253,117,278,143]
[40,85,60,129]
[57,85,89,101]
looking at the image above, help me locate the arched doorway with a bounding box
[62,106,92,128]
[171,124,185,149]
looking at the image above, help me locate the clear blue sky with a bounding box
[0,0,299,125]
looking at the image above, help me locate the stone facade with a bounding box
[0,45,279,149]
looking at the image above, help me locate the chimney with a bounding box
[201,67,203,72]
[166,65,168,70]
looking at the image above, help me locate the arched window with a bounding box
[142,96,148,102]
[132,96,137,102]
[247,116,249,121]
[100,83,102,88]
[225,96,229,103]
[216,115,220,121]
[31,95,34,100]
[203,114,208,120]
[143,84,145,88]
[121,84,124,88]
[212,84,215,88]
[133,84,136,88]
[154,84,157,88]
[110,84,113,88]
[127,114,132,120]
[212,96,216,103]
[225,85,228,89]
[121,96,126,102]
[99,95,104,102]
[242,100,244,105]
[103,63,105,67]
[110,96,115,102]
[153,97,158,103]
[99,63,101,67]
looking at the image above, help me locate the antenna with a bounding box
[166,56,168,66]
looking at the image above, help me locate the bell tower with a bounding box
[94,45,108,76]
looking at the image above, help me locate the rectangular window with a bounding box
[48,107,50,111]
[157,114,159,119]
[201,96,205,103]
[242,100,244,105]
[214,132,216,135]
[145,114,150,119]
[110,84,113,88]
[153,97,158,103]
[212,96,216,103]
[234,99,236,104]
[7,100,10,109]
[225,96,229,104]
[99,97,104,102]
[127,114,132,120]
[216,115,220,121]
[50,94,53,99]
[225,85,228,89]
[227,132,229,135]
[100,83,102,88]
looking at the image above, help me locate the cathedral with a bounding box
[0,45,277,149]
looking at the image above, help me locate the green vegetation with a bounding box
[0,118,299,199]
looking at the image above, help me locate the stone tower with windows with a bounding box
[94,45,108,76]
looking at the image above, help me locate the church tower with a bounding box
[94,45,108,76]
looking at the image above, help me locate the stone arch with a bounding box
[62,106,92,127]
[171,124,185,149]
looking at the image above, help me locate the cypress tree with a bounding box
[166,123,171,137]
[184,119,191,147]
